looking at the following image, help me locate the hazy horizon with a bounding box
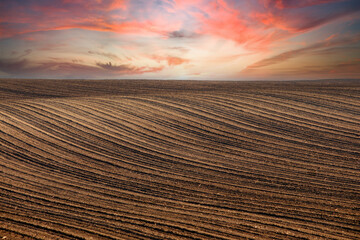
[1,0,360,80]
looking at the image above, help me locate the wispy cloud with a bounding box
[256,0,360,33]
[88,51,121,61]
[242,34,360,71]
[0,58,164,78]
[96,61,164,74]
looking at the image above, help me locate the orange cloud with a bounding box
[150,55,190,66]
[326,34,338,41]
[166,56,190,66]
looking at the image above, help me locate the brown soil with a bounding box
[0,79,359,239]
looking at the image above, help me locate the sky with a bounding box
[0,0,360,80]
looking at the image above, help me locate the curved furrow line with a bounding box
[2,145,358,237]
[98,98,360,187]
[178,95,360,156]
[1,176,265,232]
[275,90,360,110]
[196,94,360,140]
[268,89,360,111]
[0,133,244,209]
[0,215,87,240]
[0,188,276,240]
[7,100,334,188]
[144,95,360,151]
[31,98,360,190]
[0,174,332,240]
[0,202,258,240]
[93,96,352,160]
[128,95,358,159]
[0,227,42,240]
[0,111,282,194]
[1,180,356,240]
[47,98,360,189]
[1,204,229,240]
[122,97,359,163]
[0,171,264,240]
[249,89,360,112]
[213,91,360,133]
[4,132,328,228]
[2,100,360,205]
[4,124,356,219]
[2,150,358,234]
[0,180,316,240]
[261,89,360,110]
[2,153,358,235]
[2,174,358,234]
[1,138,358,239]
[242,92,360,128]
[2,120,316,208]
[0,213,158,240]
[204,93,360,142]
[20,101,245,166]
[121,98,358,172]
[1,123,358,239]
[0,106,225,180]
[241,92,360,126]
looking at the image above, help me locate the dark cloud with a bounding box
[8,49,32,58]
[295,4,360,32]
[0,58,108,78]
[96,62,134,71]
[0,59,28,74]
[96,61,165,74]
[19,49,32,58]
[168,30,198,39]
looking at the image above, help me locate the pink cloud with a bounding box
[0,0,180,39]
[194,1,252,43]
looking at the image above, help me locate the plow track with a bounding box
[0,79,359,239]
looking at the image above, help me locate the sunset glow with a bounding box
[1,0,360,80]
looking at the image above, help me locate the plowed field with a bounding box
[0,79,359,239]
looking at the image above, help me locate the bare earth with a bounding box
[0,79,359,239]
